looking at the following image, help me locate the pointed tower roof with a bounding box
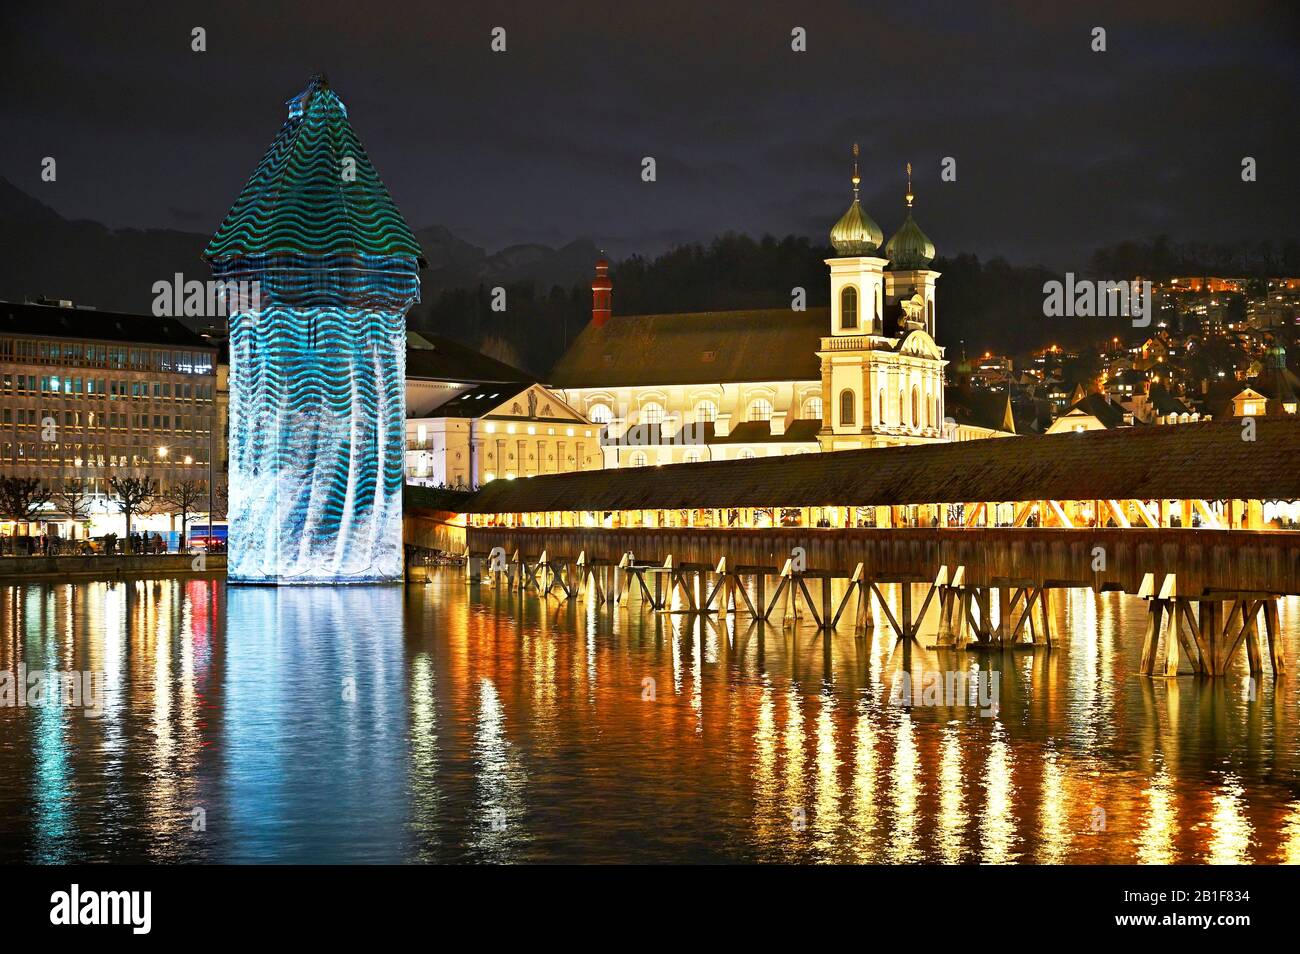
[829,143,883,256]
[204,74,424,265]
[885,163,935,269]
[998,392,1016,434]
[1256,344,1299,413]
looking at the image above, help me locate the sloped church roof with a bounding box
[548,308,828,388]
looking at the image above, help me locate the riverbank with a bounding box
[0,553,226,580]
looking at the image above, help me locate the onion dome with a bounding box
[829,143,883,256]
[885,163,935,269]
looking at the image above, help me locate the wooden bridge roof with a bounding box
[453,418,1300,514]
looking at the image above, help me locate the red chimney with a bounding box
[591,258,612,327]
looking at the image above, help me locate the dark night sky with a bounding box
[1,0,1296,267]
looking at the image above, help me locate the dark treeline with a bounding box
[1090,236,1300,279]
[409,234,1298,375]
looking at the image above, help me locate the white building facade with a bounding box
[549,152,951,465]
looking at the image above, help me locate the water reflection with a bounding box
[0,574,1297,863]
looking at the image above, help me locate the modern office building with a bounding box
[0,298,220,540]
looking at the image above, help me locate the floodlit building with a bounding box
[0,299,219,541]
[404,332,601,488]
[549,151,967,468]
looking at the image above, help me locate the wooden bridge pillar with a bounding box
[1139,573,1284,678]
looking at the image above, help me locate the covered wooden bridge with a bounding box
[405,418,1300,677]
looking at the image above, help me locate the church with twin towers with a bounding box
[548,146,991,470]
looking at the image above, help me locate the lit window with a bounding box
[589,403,613,424]
[694,400,718,423]
[748,398,773,422]
[840,390,855,426]
[804,396,823,420]
[841,286,858,329]
[740,449,757,459]
[641,402,665,425]
[629,451,648,467]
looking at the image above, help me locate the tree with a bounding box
[109,476,155,554]
[0,476,52,526]
[159,479,206,548]
[53,479,93,533]
[212,480,229,520]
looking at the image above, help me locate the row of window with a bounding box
[624,448,779,467]
[0,339,215,374]
[837,385,937,429]
[1,408,213,431]
[589,397,825,426]
[839,286,935,330]
[1,374,215,400]
[0,443,206,466]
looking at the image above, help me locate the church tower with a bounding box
[884,163,940,337]
[818,152,946,451]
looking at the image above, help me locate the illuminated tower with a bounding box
[818,148,945,450]
[205,74,424,583]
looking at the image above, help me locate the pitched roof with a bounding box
[1061,393,1128,428]
[547,308,827,388]
[205,74,424,264]
[405,331,535,384]
[945,386,1017,434]
[714,418,822,444]
[424,382,531,417]
[0,300,215,350]
[453,418,1300,513]
[1147,383,1191,416]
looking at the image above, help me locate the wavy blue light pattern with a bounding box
[208,76,422,584]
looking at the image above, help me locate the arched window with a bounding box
[640,402,665,425]
[899,390,906,425]
[629,450,648,467]
[739,449,757,460]
[841,286,858,329]
[879,388,886,424]
[749,398,773,422]
[874,288,882,331]
[588,402,612,424]
[911,385,920,428]
[927,299,934,329]
[803,396,823,421]
[683,451,701,464]
[839,390,856,426]
[694,399,718,423]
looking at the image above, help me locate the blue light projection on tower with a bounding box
[205,75,425,583]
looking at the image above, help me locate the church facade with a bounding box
[548,152,952,468]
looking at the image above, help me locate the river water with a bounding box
[1,573,1297,863]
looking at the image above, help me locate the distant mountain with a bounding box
[0,177,210,314]
[0,177,601,318]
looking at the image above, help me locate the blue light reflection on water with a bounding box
[0,574,1298,863]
